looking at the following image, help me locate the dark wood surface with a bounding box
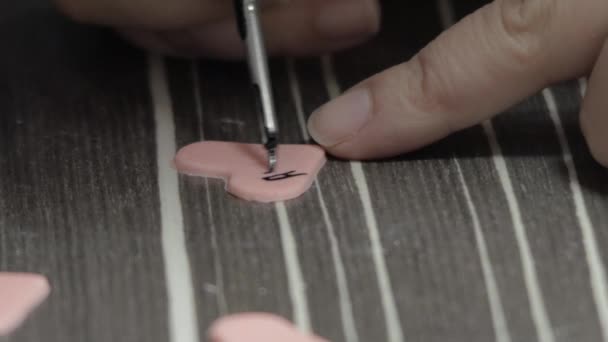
[1,1,607,342]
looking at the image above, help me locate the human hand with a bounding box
[307,0,608,167]
[52,0,381,59]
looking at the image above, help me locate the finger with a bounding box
[53,0,278,30]
[580,38,608,167]
[119,29,177,55]
[308,0,608,160]
[121,0,381,59]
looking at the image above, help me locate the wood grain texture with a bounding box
[330,3,498,341]
[168,59,294,322]
[489,95,603,342]
[0,3,168,342]
[2,1,608,342]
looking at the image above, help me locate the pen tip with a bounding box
[267,148,277,174]
[264,133,278,174]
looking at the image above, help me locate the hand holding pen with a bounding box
[53,0,608,168]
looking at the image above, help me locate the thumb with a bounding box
[308,0,608,160]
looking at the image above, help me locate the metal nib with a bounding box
[264,134,278,174]
[236,0,280,175]
[265,133,278,174]
[267,146,277,174]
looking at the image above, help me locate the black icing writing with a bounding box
[262,170,307,182]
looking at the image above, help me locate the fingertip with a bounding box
[581,108,608,168]
[320,116,446,160]
[308,88,373,148]
[580,38,608,168]
[592,149,608,168]
[307,72,451,161]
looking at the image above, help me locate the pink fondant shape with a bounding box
[208,313,329,342]
[0,273,50,336]
[174,142,326,203]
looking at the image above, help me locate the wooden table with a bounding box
[1,1,607,341]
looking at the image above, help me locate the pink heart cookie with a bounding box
[174,142,326,203]
[208,313,329,342]
[0,273,50,336]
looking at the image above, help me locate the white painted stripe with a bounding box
[252,62,310,330]
[287,58,360,342]
[275,202,311,331]
[322,55,404,342]
[315,188,360,342]
[543,89,608,341]
[455,159,511,342]
[148,54,199,342]
[579,78,588,98]
[191,62,228,314]
[192,62,205,129]
[286,59,310,142]
[350,162,404,342]
[321,56,342,100]
[436,0,456,29]
[193,61,310,327]
[437,2,511,341]
[482,121,555,342]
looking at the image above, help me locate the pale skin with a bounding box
[53,0,608,167]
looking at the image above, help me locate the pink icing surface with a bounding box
[208,313,329,342]
[0,273,50,336]
[174,142,327,203]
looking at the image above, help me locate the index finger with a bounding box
[53,0,280,30]
[417,0,608,132]
[309,0,608,159]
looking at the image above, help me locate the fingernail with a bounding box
[316,0,379,40]
[308,88,373,147]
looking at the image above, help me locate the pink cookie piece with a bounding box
[208,313,328,342]
[0,273,50,336]
[174,142,327,203]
